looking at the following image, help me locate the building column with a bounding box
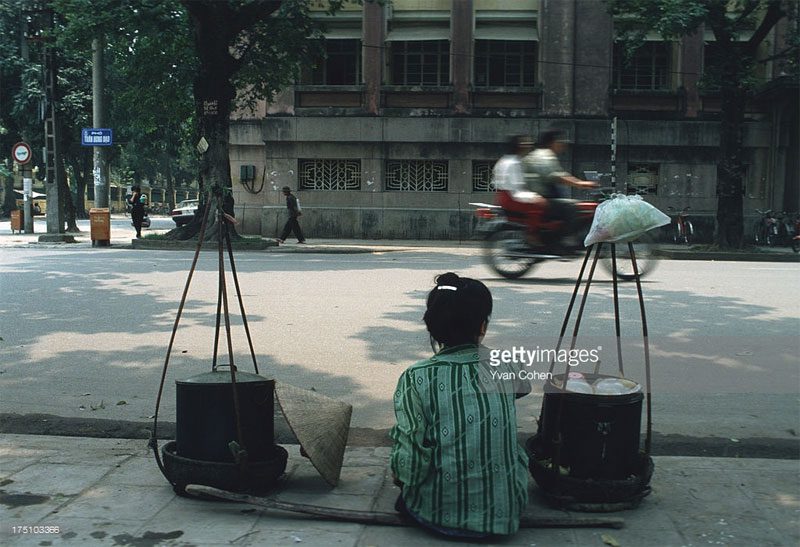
[573,1,612,116]
[680,28,704,118]
[363,1,385,115]
[539,0,575,117]
[451,0,473,113]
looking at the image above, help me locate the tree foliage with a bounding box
[606,0,797,248]
[2,0,366,228]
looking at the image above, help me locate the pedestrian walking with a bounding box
[276,186,305,244]
[389,272,530,539]
[128,185,146,238]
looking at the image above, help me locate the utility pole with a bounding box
[19,15,34,234]
[92,37,109,208]
[611,116,617,192]
[42,3,64,235]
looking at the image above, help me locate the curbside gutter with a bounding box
[655,247,800,262]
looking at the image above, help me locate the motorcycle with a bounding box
[471,190,657,280]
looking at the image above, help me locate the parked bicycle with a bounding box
[753,209,779,246]
[778,211,798,247]
[667,206,694,245]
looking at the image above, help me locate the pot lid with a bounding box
[176,370,272,385]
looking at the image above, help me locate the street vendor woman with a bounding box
[389,272,530,539]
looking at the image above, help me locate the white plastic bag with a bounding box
[584,194,669,246]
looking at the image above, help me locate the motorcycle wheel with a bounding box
[599,231,658,281]
[484,230,538,279]
[792,238,800,253]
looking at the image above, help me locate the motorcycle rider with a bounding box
[522,129,597,250]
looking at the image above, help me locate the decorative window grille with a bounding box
[627,163,659,194]
[391,41,450,86]
[385,160,448,192]
[298,159,361,190]
[311,39,361,85]
[474,40,536,87]
[613,42,671,91]
[472,160,496,192]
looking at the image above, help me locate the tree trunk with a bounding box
[167,5,238,241]
[165,153,176,211]
[69,152,90,219]
[59,150,79,232]
[2,175,16,218]
[714,52,747,249]
[61,172,79,232]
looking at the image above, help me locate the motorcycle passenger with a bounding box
[522,129,597,250]
[493,135,535,197]
[492,135,546,240]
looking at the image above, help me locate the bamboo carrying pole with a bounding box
[185,485,625,529]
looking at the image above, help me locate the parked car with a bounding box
[171,199,199,226]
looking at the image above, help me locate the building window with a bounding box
[474,40,536,87]
[385,160,448,191]
[613,42,671,91]
[627,163,659,194]
[472,160,496,192]
[391,41,450,86]
[311,39,361,85]
[299,159,361,190]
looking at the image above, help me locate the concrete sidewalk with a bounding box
[2,216,798,260]
[1,434,797,546]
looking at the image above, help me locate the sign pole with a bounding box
[11,142,34,233]
[92,36,109,209]
[23,172,34,233]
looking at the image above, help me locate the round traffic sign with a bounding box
[12,142,32,164]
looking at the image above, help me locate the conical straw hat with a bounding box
[275,383,352,486]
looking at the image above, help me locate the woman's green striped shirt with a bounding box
[389,344,529,535]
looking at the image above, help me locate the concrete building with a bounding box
[229,0,798,241]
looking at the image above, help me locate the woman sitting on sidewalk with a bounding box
[389,272,530,539]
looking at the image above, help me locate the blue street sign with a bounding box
[81,128,113,146]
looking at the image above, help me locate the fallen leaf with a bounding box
[116,400,127,406]
[601,533,620,547]
[730,438,740,443]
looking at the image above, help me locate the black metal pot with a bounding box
[538,373,643,480]
[175,370,275,463]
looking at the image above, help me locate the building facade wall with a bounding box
[229,1,796,241]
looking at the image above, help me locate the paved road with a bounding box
[0,240,798,448]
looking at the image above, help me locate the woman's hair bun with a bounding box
[435,272,460,287]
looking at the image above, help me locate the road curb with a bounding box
[655,249,799,262]
[3,413,797,460]
[131,238,274,251]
